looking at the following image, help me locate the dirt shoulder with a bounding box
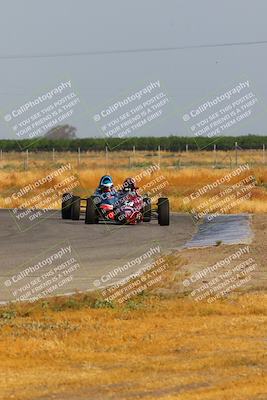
[162,214,267,298]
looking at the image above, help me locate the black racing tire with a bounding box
[71,196,81,220]
[61,193,73,219]
[85,197,99,224]
[158,197,170,226]
[143,197,152,222]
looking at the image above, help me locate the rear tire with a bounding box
[61,193,73,219]
[85,197,99,224]
[143,197,152,222]
[158,197,170,226]
[71,196,81,220]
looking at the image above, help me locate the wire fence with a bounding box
[0,143,266,171]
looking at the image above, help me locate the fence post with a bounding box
[52,148,55,162]
[263,144,265,165]
[235,142,238,167]
[186,144,188,152]
[229,155,232,169]
[213,144,217,168]
[24,149,29,170]
[132,145,135,167]
[0,149,2,160]
[105,146,108,172]
[158,145,161,167]
[78,147,81,166]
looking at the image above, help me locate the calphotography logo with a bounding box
[93,245,161,288]
[1,78,86,149]
[180,79,262,147]
[4,163,81,231]
[91,79,173,147]
[1,242,82,303]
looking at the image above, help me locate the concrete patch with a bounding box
[184,214,253,248]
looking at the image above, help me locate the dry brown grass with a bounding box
[0,150,266,213]
[0,292,266,400]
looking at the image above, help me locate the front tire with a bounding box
[85,197,99,224]
[158,197,170,226]
[61,193,73,219]
[71,196,81,220]
[143,197,152,222]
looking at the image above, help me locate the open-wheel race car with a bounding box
[61,192,170,226]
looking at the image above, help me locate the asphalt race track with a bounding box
[0,209,196,303]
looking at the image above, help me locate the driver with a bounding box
[117,177,143,223]
[94,175,118,205]
[93,175,119,220]
[119,177,140,196]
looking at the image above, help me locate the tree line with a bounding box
[0,135,266,152]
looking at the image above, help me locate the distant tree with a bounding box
[45,124,77,140]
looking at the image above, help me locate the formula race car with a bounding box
[61,192,170,226]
